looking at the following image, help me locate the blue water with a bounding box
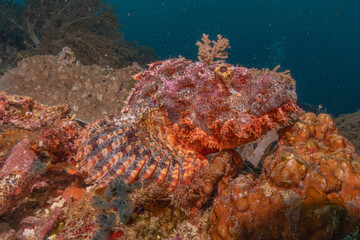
[10,0,360,116]
[107,0,360,116]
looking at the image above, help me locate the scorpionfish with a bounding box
[75,58,298,190]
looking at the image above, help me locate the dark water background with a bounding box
[12,0,360,116]
[106,0,360,116]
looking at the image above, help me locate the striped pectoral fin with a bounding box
[181,152,198,181]
[168,162,180,191]
[79,127,138,175]
[85,137,152,187]
[150,149,207,188]
[152,154,173,183]
[75,118,209,189]
[76,115,117,147]
[75,117,131,170]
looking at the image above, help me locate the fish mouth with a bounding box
[251,87,297,117]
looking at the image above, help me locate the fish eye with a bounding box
[215,64,233,83]
[219,66,228,73]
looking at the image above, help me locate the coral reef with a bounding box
[0,138,39,215]
[0,92,84,238]
[75,57,298,191]
[0,0,157,67]
[0,93,139,239]
[0,1,22,45]
[0,78,358,240]
[123,150,242,239]
[92,212,116,240]
[1,33,359,239]
[236,129,278,167]
[57,183,127,240]
[56,189,100,240]
[91,178,135,224]
[335,109,360,155]
[196,34,231,65]
[0,48,142,123]
[0,46,34,76]
[130,149,242,213]
[211,113,360,239]
[0,0,32,76]
[62,149,242,239]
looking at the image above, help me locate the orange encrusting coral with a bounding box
[211,113,360,239]
[62,186,87,204]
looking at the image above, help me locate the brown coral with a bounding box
[211,113,360,239]
[0,48,142,122]
[335,109,360,155]
[267,113,360,200]
[1,0,121,66]
[0,0,157,67]
[196,34,230,65]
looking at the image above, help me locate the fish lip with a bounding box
[252,87,296,117]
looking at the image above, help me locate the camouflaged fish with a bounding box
[75,58,298,190]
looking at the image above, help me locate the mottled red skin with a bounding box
[128,58,298,154]
[76,58,298,189]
